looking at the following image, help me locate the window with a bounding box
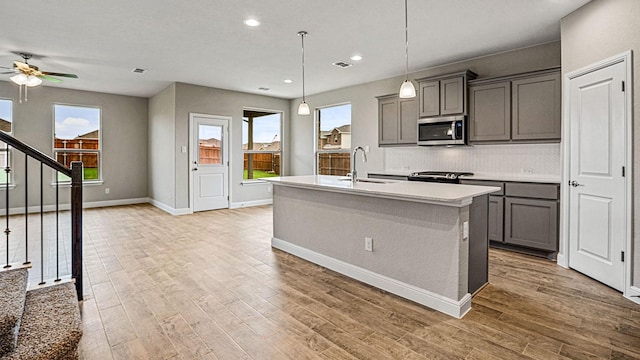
[316,103,351,175]
[54,104,101,181]
[0,99,12,184]
[242,110,282,180]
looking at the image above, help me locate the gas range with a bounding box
[407,171,473,184]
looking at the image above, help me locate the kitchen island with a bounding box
[264,175,499,318]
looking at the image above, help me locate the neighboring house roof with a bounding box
[200,138,221,147]
[76,130,99,139]
[0,118,11,133]
[334,124,351,134]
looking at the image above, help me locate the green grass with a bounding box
[57,168,99,182]
[244,169,279,180]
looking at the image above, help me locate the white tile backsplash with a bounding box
[384,143,561,177]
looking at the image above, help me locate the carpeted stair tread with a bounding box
[4,283,82,360]
[0,268,28,357]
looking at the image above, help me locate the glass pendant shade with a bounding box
[26,75,42,87]
[399,79,416,98]
[297,101,310,115]
[10,73,28,85]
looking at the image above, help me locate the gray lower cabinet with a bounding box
[377,94,417,146]
[504,197,558,251]
[461,179,559,256]
[469,68,561,144]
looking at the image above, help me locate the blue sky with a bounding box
[199,124,222,141]
[54,104,100,139]
[319,103,351,131]
[0,99,12,124]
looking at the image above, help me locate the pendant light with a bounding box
[297,31,310,115]
[399,0,416,98]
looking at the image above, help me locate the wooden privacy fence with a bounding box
[318,152,350,176]
[54,138,99,168]
[200,145,221,164]
[244,153,280,174]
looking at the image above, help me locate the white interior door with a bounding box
[191,115,229,212]
[568,60,626,291]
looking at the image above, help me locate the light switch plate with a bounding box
[463,221,469,240]
[181,146,187,153]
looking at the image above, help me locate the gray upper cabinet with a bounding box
[377,94,417,146]
[419,80,440,117]
[469,68,561,144]
[511,73,561,140]
[417,70,477,118]
[469,81,511,142]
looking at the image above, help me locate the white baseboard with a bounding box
[148,198,191,215]
[626,286,640,305]
[271,237,472,319]
[556,253,568,268]
[5,197,149,215]
[230,198,273,209]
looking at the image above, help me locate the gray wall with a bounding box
[561,0,640,287]
[148,82,290,212]
[148,83,176,208]
[289,41,562,176]
[0,80,148,206]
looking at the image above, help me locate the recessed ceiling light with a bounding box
[244,18,260,27]
[350,55,363,61]
[284,79,293,84]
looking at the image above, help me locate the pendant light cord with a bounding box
[404,0,409,82]
[300,31,307,102]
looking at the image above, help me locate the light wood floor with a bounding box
[76,204,640,360]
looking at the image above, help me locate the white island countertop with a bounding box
[264,175,500,207]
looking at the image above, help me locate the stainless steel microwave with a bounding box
[417,115,466,146]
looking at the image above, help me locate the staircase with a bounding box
[0,268,81,359]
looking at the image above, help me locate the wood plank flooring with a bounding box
[75,204,640,359]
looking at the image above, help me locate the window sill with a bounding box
[49,180,104,188]
[241,179,271,186]
[0,184,16,190]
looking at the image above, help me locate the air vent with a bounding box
[131,68,147,74]
[258,87,270,91]
[332,61,352,68]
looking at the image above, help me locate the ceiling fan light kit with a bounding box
[398,0,416,99]
[297,31,310,116]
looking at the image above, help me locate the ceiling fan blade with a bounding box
[39,75,63,83]
[41,71,78,78]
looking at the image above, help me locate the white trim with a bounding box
[230,198,273,209]
[271,237,472,319]
[561,50,633,295]
[626,286,640,305]
[148,198,191,216]
[3,197,149,215]
[49,180,104,187]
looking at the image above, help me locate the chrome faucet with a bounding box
[351,146,367,183]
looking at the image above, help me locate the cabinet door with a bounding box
[469,81,511,142]
[419,80,440,117]
[440,76,464,115]
[511,72,561,141]
[488,196,504,242]
[398,97,417,144]
[505,198,558,251]
[378,97,398,145]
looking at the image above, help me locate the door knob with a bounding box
[193,168,198,171]
[569,180,583,187]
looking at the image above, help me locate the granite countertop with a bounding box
[264,175,500,208]
[368,170,561,184]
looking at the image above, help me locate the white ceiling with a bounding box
[0,0,590,99]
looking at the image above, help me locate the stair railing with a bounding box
[0,131,83,301]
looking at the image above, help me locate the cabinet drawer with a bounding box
[505,182,558,200]
[460,180,504,195]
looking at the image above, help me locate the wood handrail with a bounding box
[0,131,71,175]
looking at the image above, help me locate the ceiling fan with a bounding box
[0,53,78,102]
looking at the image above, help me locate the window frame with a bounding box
[0,98,14,188]
[315,102,352,176]
[242,108,283,183]
[52,103,103,184]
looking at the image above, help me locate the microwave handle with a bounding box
[450,122,456,140]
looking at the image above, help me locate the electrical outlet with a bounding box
[364,237,373,252]
[104,188,110,194]
[364,145,370,153]
[267,186,272,193]
[521,168,534,174]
